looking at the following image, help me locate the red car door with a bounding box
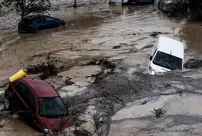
[13,82,40,130]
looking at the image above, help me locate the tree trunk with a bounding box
[73,0,77,8]
[21,0,25,20]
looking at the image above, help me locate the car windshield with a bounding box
[153,51,182,70]
[38,97,67,118]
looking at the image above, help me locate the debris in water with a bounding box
[184,59,202,69]
[150,32,170,37]
[153,108,166,118]
[98,58,116,70]
[87,59,97,65]
[141,101,147,105]
[87,58,116,70]
[150,32,162,37]
[65,78,74,85]
[0,120,5,128]
[112,45,121,49]
[74,128,92,136]
[177,90,183,96]
[165,84,171,88]
[26,62,59,79]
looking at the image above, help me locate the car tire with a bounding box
[4,90,13,112]
[3,98,10,111]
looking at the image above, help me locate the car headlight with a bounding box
[149,67,155,75]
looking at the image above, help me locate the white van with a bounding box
[148,36,184,75]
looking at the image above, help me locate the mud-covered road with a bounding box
[0,1,202,136]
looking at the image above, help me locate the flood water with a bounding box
[0,3,201,136]
[0,117,41,136]
[180,21,202,53]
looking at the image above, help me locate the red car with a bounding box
[4,77,72,132]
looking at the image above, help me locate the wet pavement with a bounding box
[0,1,202,136]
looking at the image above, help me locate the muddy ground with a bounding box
[0,1,202,136]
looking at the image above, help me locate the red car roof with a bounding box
[22,78,58,97]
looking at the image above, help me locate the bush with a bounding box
[188,0,202,20]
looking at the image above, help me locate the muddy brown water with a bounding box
[0,117,41,136]
[180,21,202,53]
[0,4,201,136]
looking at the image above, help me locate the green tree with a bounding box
[0,0,51,19]
[188,0,202,20]
[73,0,77,8]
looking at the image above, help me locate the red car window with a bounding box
[38,97,67,118]
[14,82,36,111]
[26,91,36,111]
[14,83,28,98]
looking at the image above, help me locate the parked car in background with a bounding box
[18,15,66,33]
[135,0,154,3]
[5,78,72,132]
[109,0,154,4]
[157,0,188,12]
[148,36,184,75]
[109,0,129,4]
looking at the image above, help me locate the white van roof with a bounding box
[157,36,184,59]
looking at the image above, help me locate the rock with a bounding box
[87,59,97,65]
[150,31,170,37]
[165,84,171,88]
[153,108,166,118]
[26,62,59,79]
[184,59,202,69]
[98,59,116,70]
[141,101,147,105]
[65,78,74,85]
[112,45,121,49]
[150,32,162,37]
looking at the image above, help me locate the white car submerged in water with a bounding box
[148,36,184,75]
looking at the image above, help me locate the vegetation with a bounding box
[73,0,77,8]
[188,0,202,20]
[157,0,202,20]
[0,0,51,19]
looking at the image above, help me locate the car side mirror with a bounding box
[149,55,153,60]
